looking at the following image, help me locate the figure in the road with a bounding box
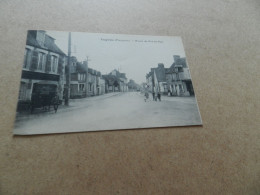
[152,92,155,101]
[154,91,157,101]
[158,91,161,101]
[144,92,149,102]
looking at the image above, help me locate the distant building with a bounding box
[109,69,128,92]
[17,30,66,110]
[96,71,105,95]
[165,55,194,96]
[102,69,128,93]
[146,63,168,95]
[70,57,87,98]
[128,79,140,91]
[146,56,194,96]
[102,74,120,93]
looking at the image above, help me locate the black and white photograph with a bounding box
[14,30,202,135]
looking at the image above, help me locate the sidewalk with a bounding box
[15,92,122,120]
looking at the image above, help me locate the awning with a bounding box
[35,80,59,85]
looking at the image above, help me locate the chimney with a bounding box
[173,55,180,63]
[158,63,164,68]
[36,30,46,47]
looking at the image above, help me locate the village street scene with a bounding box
[14,30,202,134]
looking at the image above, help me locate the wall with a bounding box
[0,1,259,194]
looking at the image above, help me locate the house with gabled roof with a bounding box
[70,57,88,98]
[165,55,194,96]
[146,63,168,95]
[109,69,128,92]
[102,74,120,93]
[17,30,66,111]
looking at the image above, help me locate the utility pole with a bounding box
[65,32,71,106]
[84,56,91,97]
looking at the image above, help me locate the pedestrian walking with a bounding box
[152,92,155,101]
[158,91,161,101]
[144,92,149,102]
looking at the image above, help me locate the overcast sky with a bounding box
[47,31,186,84]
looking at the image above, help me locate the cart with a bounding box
[30,83,60,113]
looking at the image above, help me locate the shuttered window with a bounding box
[23,49,31,69]
[37,53,46,71]
[51,56,58,73]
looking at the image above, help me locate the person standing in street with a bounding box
[158,91,161,101]
[144,91,149,102]
[152,91,155,101]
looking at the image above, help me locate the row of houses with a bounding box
[69,57,129,98]
[17,30,129,111]
[146,55,194,96]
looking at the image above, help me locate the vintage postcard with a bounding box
[14,30,202,135]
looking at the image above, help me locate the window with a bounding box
[179,84,184,92]
[37,53,46,71]
[78,74,85,81]
[51,56,58,73]
[23,49,31,69]
[79,84,84,91]
[19,82,27,100]
[164,84,167,92]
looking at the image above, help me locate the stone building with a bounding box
[102,74,120,93]
[109,69,128,92]
[70,57,87,98]
[102,69,128,93]
[17,30,66,110]
[69,57,105,98]
[96,72,105,95]
[146,63,168,95]
[87,68,102,96]
[165,55,194,96]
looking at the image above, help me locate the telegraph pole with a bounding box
[65,32,71,106]
[84,56,91,97]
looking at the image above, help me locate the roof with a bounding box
[165,66,176,74]
[109,69,127,79]
[76,63,87,73]
[170,57,187,69]
[154,66,166,82]
[26,31,66,56]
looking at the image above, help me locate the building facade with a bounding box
[146,64,168,95]
[17,30,66,110]
[109,69,128,92]
[70,57,87,98]
[102,74,120,93]
[146,56,194,97]
[96,72,105,95]
[165,55,194,96]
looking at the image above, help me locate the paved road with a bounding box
[14,92,202,135]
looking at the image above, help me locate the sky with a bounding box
[47,31,186,84]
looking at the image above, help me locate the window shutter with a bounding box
[45,54,51,72]
[29,50,38,70]
[58,56,64,74]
